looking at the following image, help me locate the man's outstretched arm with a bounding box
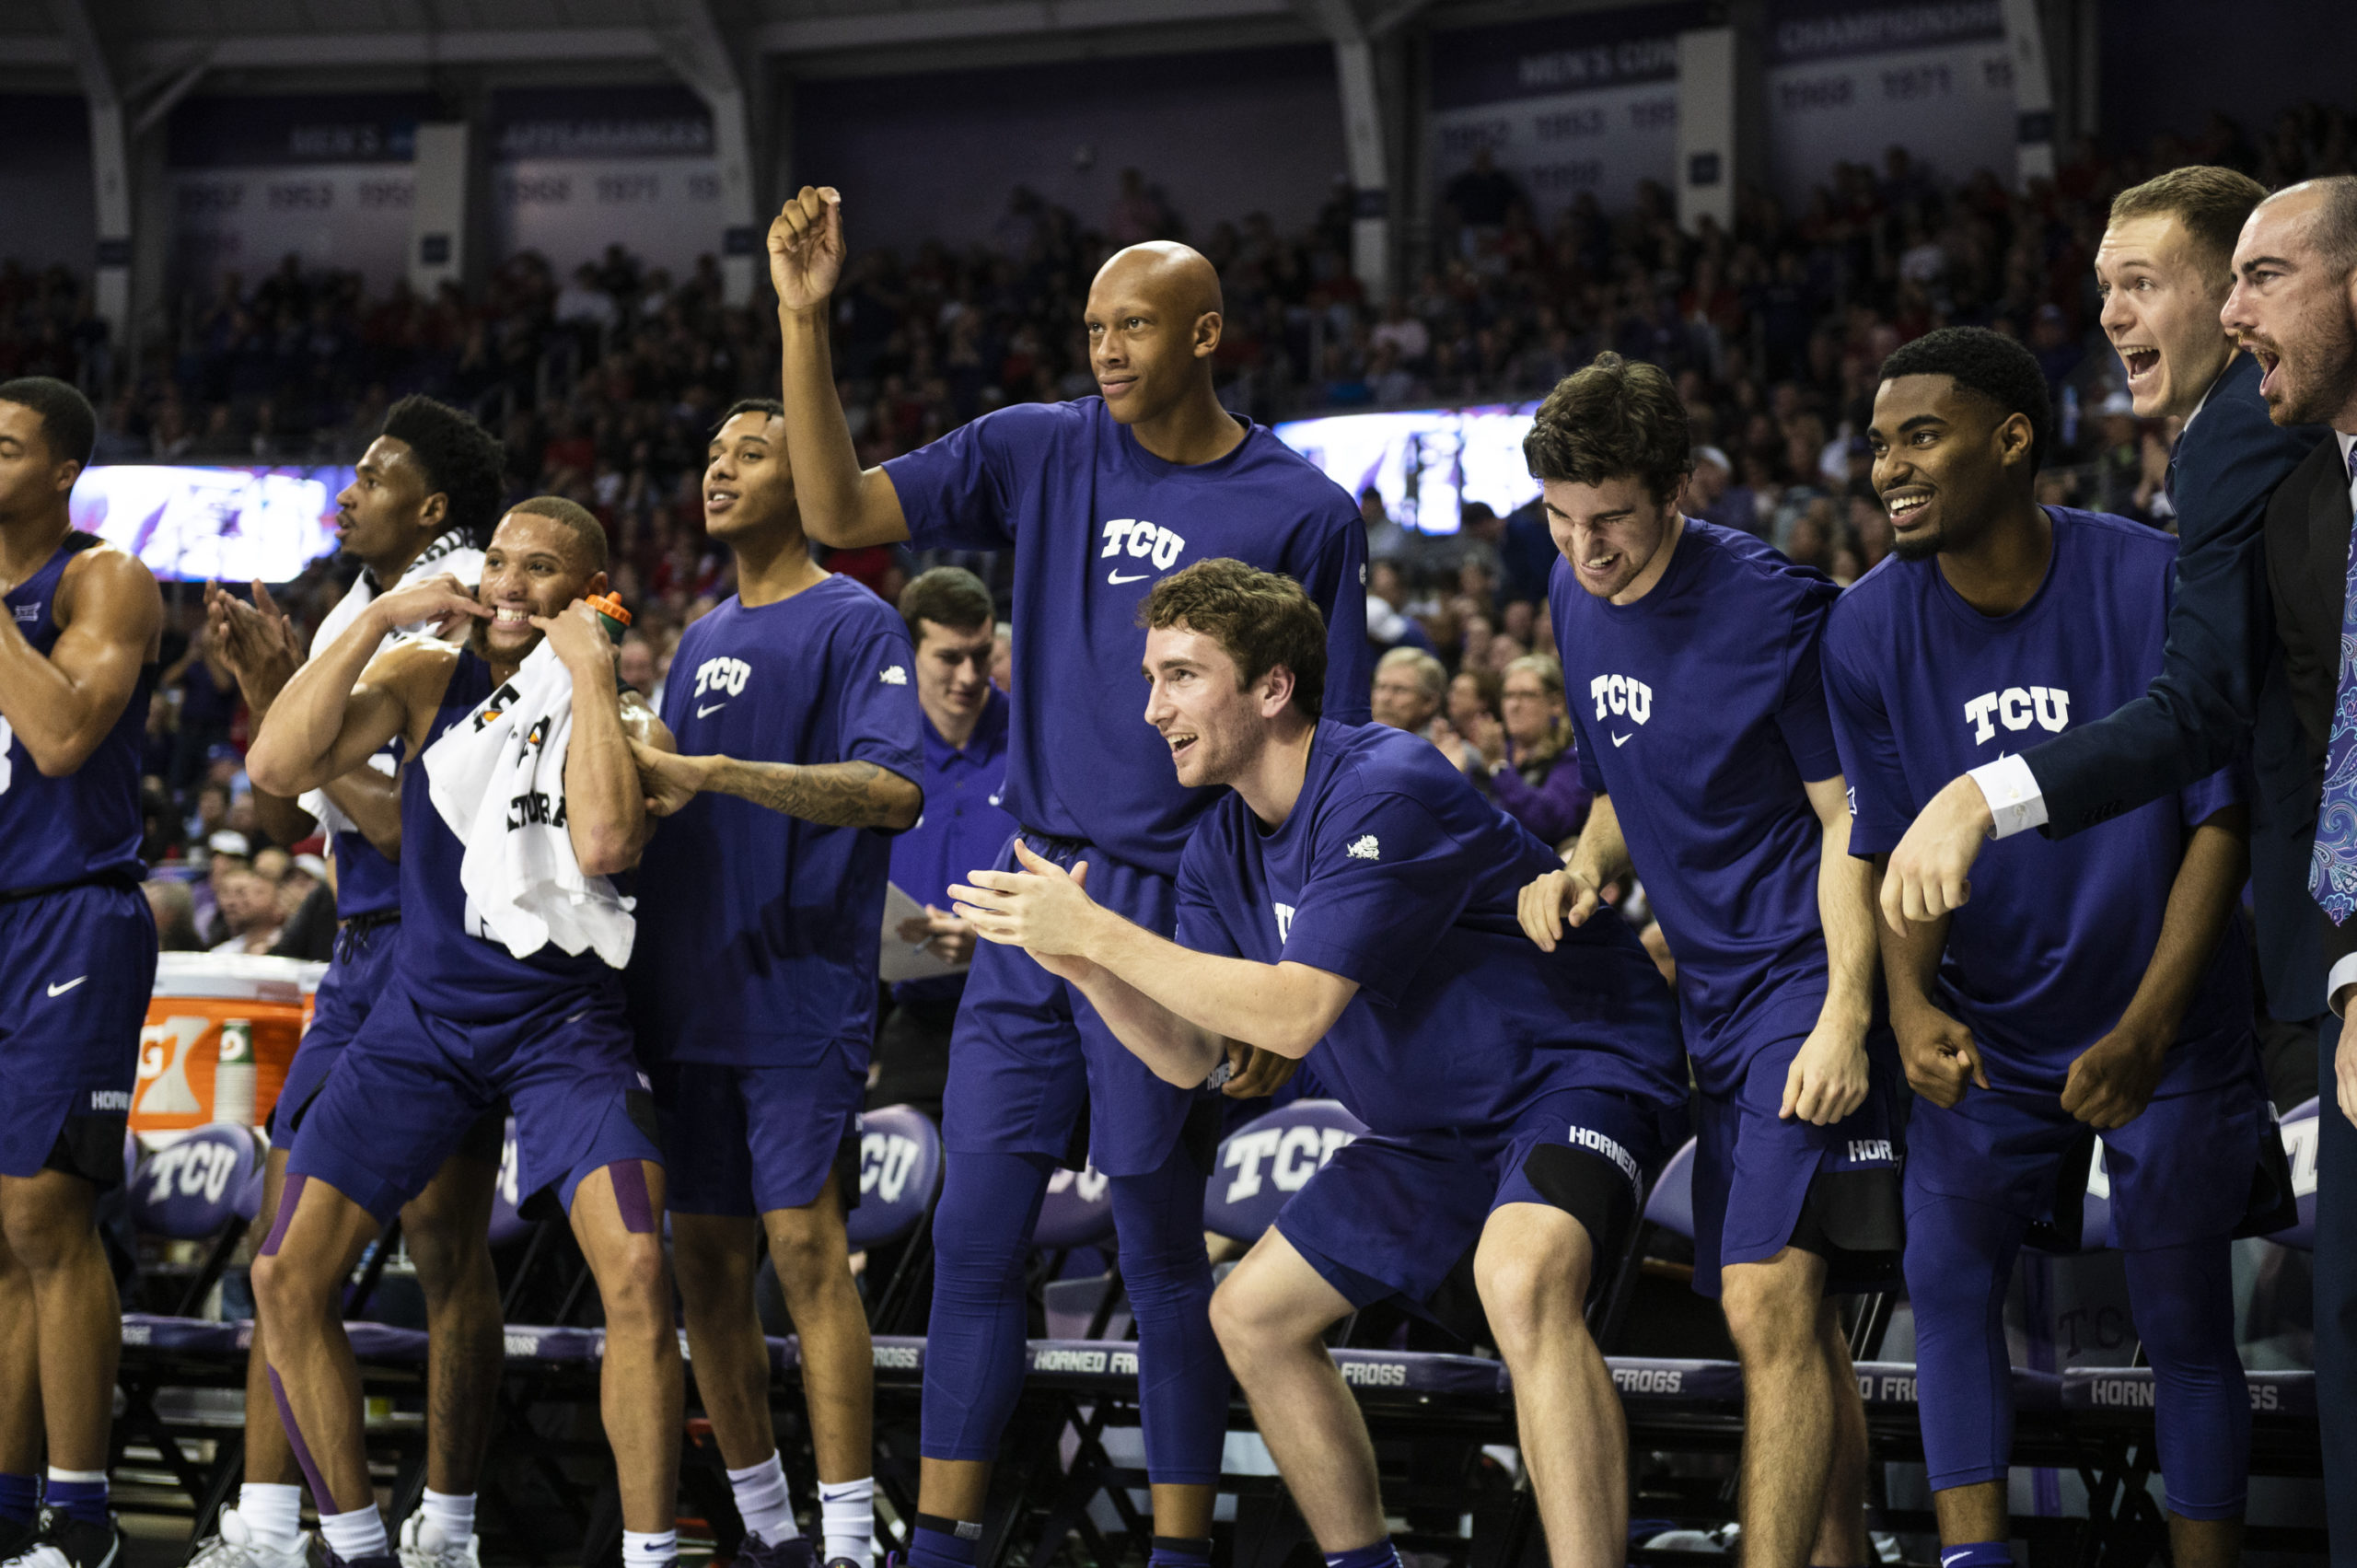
[953,840,1358,1059]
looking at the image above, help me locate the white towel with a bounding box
[299,531,486,834]
[422,640,636,968]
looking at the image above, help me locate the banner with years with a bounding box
[1763,0,2018,202]
[488,85,730,283]
[1426,4,1706,223]
[166,94,430,294]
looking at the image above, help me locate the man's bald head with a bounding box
[1084,240,1230,432]
[1092,241,1224,320]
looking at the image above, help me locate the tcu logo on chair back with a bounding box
[131,1122,263,1240]
[1204,1099,1368,1243]
[848,1104,942,1251]
[1588,674,1653,725]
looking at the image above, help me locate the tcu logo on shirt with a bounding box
[1099,518,1187,574]
[1587,674,1653,725]
[1963,686,2070,744]
[692,656,751,700]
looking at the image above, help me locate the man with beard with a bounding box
[2223,173,2357,1562]
[625,401,923,1568]
[247,499,683,1568]
[194,393,507,1568]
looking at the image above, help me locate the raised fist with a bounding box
[768,186,845,313]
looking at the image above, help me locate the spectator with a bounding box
[144,878,204,952]
[1371,646,1446,735]
[990,620,1013,694]
[209,865,283,955]
[1480,654,1591,846]
[1446,667,1502,735]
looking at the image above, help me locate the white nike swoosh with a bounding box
[1611,732,1632,748]
[47,976,87,997]
[565,1011,588,1025]
[696,703,726,717]
[1107,570,1149,585]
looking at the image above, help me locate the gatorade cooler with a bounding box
[134,953,325,1133]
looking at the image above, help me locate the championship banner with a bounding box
[1763,0,2017,201]
[1427,5,1705,222]
[487,85,729,282]
[166,95,429,294]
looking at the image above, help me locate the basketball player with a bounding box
[764,186,1373,1568]
[0,377,160,1568]
[1521,354,1900,1568]
[245,499,682,1568]
[1824,329,2269,1568]
[195,396,507,1568]
[625,400,923,1568]
[951,560,1688,1568]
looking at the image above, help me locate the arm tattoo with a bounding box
[712,758,918,828]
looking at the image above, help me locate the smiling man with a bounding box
[1825,327,2276,1568]
[624,399,923,1568]
[950,560,1687,1568]
[246,500,684,1568]
[760,187,1373,1568]
[1525,354,1898,1568]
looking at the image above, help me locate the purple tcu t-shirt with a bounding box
[1176,720,1687,1137]
[885,398,1372,879]
[630,575,923,1066]
[1549,518,1843,1077]
[1822,505,2251,1088]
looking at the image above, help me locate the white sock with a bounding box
[420,1489,476,1544]
[726,1452,796,1548]
[819,1477,876,1565]
[621,1527,679,1567]
[319,1504,389,1562]
[237,1482,306,1550]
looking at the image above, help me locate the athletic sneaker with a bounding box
[186,1507,312,1568]
[732,1536,814,1568]
[397,1512,482,1568]
[1,1512,122,1568]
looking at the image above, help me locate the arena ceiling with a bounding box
[10,0,1650,87]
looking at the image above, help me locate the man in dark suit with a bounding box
[2225,173,2357,1564]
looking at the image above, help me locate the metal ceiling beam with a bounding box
[122,27,667,74]
[755,0,1295,53]
[44,0,131,338]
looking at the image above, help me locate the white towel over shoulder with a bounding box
[423,640,635,968]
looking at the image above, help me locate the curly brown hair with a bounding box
[1139,558,1326,719]
[1523,352,1692,504]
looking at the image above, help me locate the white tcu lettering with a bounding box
[1223,1129,1283,1202]
[861,1132,921,1204]
[1099,518,1188,569]
[1273,1125,1325,1191]
[150,1143,235,1205]
[692,656,751,699]
[1966,685,2071,744]
[1589,674,1653,724]
[1273,902,1295,942]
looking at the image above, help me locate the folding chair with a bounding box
[112,1123,267,1536]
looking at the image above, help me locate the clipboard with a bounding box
[880,880,970,984]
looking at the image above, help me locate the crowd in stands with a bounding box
[8,96,2351,936]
